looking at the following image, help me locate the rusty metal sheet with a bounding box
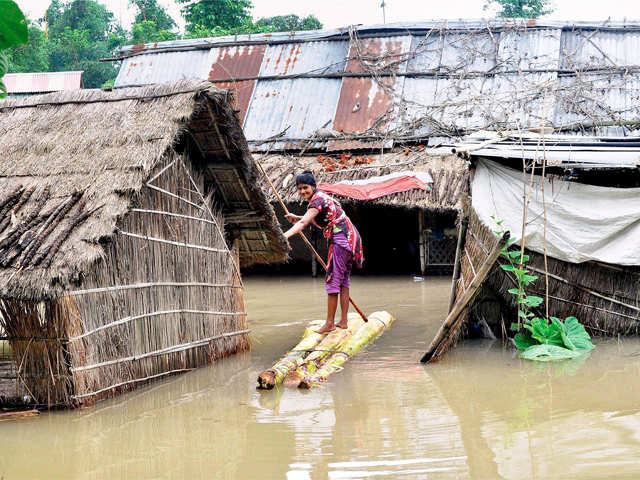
[243,78,342,149]
[260,40,349,76]
[345,35,411,74]
[207,45,266,124]
[328,36,410,150]
[329,75,405,151]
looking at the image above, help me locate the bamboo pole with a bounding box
[421,232,509,363]
[418,210,426,275]
[448,198,470,312]
[254,160,368,323]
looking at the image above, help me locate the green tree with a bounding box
[177,0,252,36]
[129,0,177,44]
[484,0,553,18]
[6,20,49,73]
[130,20,177,44]
[130,0,176,31]
[254,14,322,32]
[47,0,119,41]
[0,0,28,97]
[44,0,126,88]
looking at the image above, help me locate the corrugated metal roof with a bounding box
[3,71,83,93]
[114,50,209,87]
[117,20,640,56]
[113,20,640,151]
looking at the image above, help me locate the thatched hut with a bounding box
[0,79,287,407]
[256,150,469,275]
[423,133,640,361]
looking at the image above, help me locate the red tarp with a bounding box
[318,174,431,201]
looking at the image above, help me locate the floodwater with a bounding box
[1,276,640,479]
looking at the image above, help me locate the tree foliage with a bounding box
[254,14,322,32]
[130,0,176,31]
[6,21,49,73]
[177,0,252,36]
[484,0,553,18]
[0,0,28,97]
[42,0,126,88]
[128,0,177,44]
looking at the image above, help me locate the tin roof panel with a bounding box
[243,78,342,146]
[3,71,83,93]
[259,40,349,76]
[114,50,210,87]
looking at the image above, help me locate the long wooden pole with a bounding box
[255,160,368,322]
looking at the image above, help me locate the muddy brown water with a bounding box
[0,276,639,479]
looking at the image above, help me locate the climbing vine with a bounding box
[493,217,595,361]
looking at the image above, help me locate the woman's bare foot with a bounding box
[336,319,348,329]
[315,323,336,334]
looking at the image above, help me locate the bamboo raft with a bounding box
[257,311,395,390]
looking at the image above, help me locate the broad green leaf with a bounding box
[0,1,28,50]
[519,344,583,362]
[514,332,537,350]
[551,316,595,351]
[523,295,544,308]
[508,288,520,295]
[510,322,520,332]
[523,317,563,347]
[521,274,539,285]
[508,250,522,258]
[501,264,516,272]
[513,268,529,277]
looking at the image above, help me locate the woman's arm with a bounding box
[284,208,318,239]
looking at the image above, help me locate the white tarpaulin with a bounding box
[472,159,640,265]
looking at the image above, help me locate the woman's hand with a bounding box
[285,213,302,224]
[283,208,318,239]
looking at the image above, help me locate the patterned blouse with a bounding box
[308,191,364,274]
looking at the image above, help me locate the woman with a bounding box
[284,171,363,334]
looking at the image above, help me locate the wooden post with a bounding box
[421,232,509,364]
[448,215,469,312]
[418,210,426,276]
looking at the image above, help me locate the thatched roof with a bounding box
[0,79,287,300]
[258,149,469,210]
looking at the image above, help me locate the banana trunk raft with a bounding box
[257,311,395,390]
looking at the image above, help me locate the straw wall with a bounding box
[0,152,249,407]
[66,153,248,406]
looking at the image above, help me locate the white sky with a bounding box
[17,0,640,31]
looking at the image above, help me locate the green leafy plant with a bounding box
[0,0,28,97]
[492,217,595,362]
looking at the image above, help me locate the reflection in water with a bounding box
[0,276,639,479]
